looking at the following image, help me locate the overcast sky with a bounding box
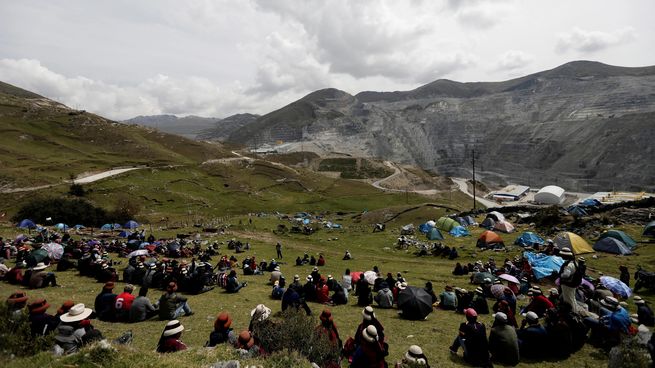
[1,0,653,120]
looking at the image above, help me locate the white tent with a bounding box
[535,185,565,205]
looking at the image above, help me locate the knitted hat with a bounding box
[162,320,184,337]
[362,306,375,320]
[404,345,427,365]
[214,312,232,330]
[237,330,254,349]
[60,303,93,323]
[362,325,378,343]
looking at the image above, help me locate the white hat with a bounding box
[525,311,539,322]
[396,281,407,290]
[405,345,427,365]
[362,325,378,343]
[493,312,508,323]
[549,288,559,295]
[306,275,313,282]
[362,306,375,320]
[601,296,620,310]
[162,320,184,336]
[475,287,484,294]
[559,247,574,257]
[33,262,48,271]
[634,296,645,305]
[59,303,93,323]
[294,274,300,281]
[274,266,281,272]
[250,304,271,321]
[631,313,639,324]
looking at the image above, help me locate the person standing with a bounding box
[275,242,282,259]
[558,248,581,314]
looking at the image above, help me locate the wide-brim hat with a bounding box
[362,306,375,320]
[524,311,539,322]
[214,311,232,330]
[33,262,48,271]
[549,288,559,295]
[60,303,93,323]
[362,325,378,343]
[396,281,407,290]
[163,320,184,337]
[634,296,645,305]
[475,287,484,294]
[237,330,254,349]
[28,298,50,314]
[274,266,281,272]
[250,304,271,321]
[631,314,639,324]
[55,325,77,344]
[7,291,28,304]
[293,274,300,281]
[559,247,574,257]
[601,296,620,310]
[405,345,426,364]
[493,312,508,323]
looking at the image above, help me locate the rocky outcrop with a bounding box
[223,61,655,192]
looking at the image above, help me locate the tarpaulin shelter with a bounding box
[554,232,594,255]
[397,286,433,320]
[449,226,470,237]
[418,223,432,234]
[579,198,602,208]
[477,230,504,249]
[593,237,632,255]
[567,205,588,217]
[514,232,545,248]
[493,221,515,233]
[427,228,444,240]
[599,230,637,249]
[523,251,564,280]
[436,217,458,232]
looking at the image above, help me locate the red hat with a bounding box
[57,300,75,315]
[320,309,333,323]
[214,311,232,330]
[465,308,478,318]
[103,282,115,290]
[167,282,178,292]
[237,330,254,349]
[7,291,28,305]
[28,298,50,314]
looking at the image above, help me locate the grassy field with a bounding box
[1,212,653,368]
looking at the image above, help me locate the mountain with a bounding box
[222,61,655,192]
[196,113,259,141]
[124,114,220,139]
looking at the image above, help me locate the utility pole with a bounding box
[472,149,476,210]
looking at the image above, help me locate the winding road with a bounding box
[0,167,144,193]
[451,177,499,208]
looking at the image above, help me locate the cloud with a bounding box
[496,50,534,71]
[0,58,264,120]
[556,27,637,53]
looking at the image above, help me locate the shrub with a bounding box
[11,197,109,227]
[69,183,85,197]
[0,303,54,358]
[608,337,652,368]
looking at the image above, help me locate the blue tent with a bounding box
[567,205,588,217]
[100,223,114,231]
[418,223,432,234]
[427,227,444,240]
[74,224,85,229]
[463,216,476,226]
[118,230,132,238]
[124,220,139,229]
[455,217,467,226]
[54,223,69,231]
[18,219,36,229]
[523,251,564,280]
[580,198,602,207]
[599,230,637,249]
[593,237,632,255]
[514,232,546,247]
[449,226,470,237]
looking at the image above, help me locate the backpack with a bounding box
[561,260,583,287]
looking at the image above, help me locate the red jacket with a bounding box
[526,295,554,317]
[115,292,135,311]
[316,284,330,304]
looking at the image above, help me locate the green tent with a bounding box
[427,228,444,241]
[436,217,458,232]
[644,221,655,237]
[599,230,637,249]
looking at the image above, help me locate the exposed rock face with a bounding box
[125,114,220,139]
[224,61,655,192]
[197,113,259,141]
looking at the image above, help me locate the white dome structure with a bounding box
[535,185,565,205]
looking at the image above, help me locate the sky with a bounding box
[0,0,653,120]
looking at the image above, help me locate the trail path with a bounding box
[451,177,499,208]
[0,167,144,193]
[371,161,439,195]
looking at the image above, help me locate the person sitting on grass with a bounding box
[156,320,187,353]
[226,270,247,293]
[351,325,388,368]
[159,282,193,320]
[94,282,117,321]
[449,308,491,367]
[206,311,237,347]
[235,330,263,358]
[488,312,519,366]
[29,262,58,288]
[28,298,59,337]
[115,284,136,322]
[6,291,29,321]
[374,282,394,309]
[315,309,342,368]
[517,311,548,360]
[355,306,386,346]
[129,287,158,323]
[439,285,457,310]
[395,345,430,368]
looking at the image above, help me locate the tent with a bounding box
[400,224,415,235]
[593,238,632,255]
[554,232,594,255]
[477,230,504,249]
[534,185,565,205]
[514,232,545,248]
[54,223,69,231]
[599,230,637,249]
[523,251,564,280]
[436,217,458,232]
[463,216,477,226]
[74,224,86,229]
[455,217,467,226]
[493,220,515,233]
[18,219,36,229]
[567,205,588,217]
[398,286,434,320]
[449,226,470,237]
[486,211,506,222]
[579,198,602,208]
[418,223,432,234]
[100,223,114,231]
[643,221,655,237]
[480,217,495,230]
[427,228,444,241]
[118,230,132,238]
[124,220,139,229]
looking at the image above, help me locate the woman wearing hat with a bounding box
[448,308,490,367]
[6,291,29,321]
[28,298,58,336]
[234,330,262,358]
[159,282,194,320]
[156,320,187,353]
[354,306,385,346]
[59,303,101,346]
[29,262,58,289]
[558,247,581,314]
[315,309,342,368]
[206,311,237,347]
[350,325,387,368]
[94,282,117,321]
[634,296,654,327]
[53,325,82,355]
[395,345,430,367]
[248,304,271,331]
